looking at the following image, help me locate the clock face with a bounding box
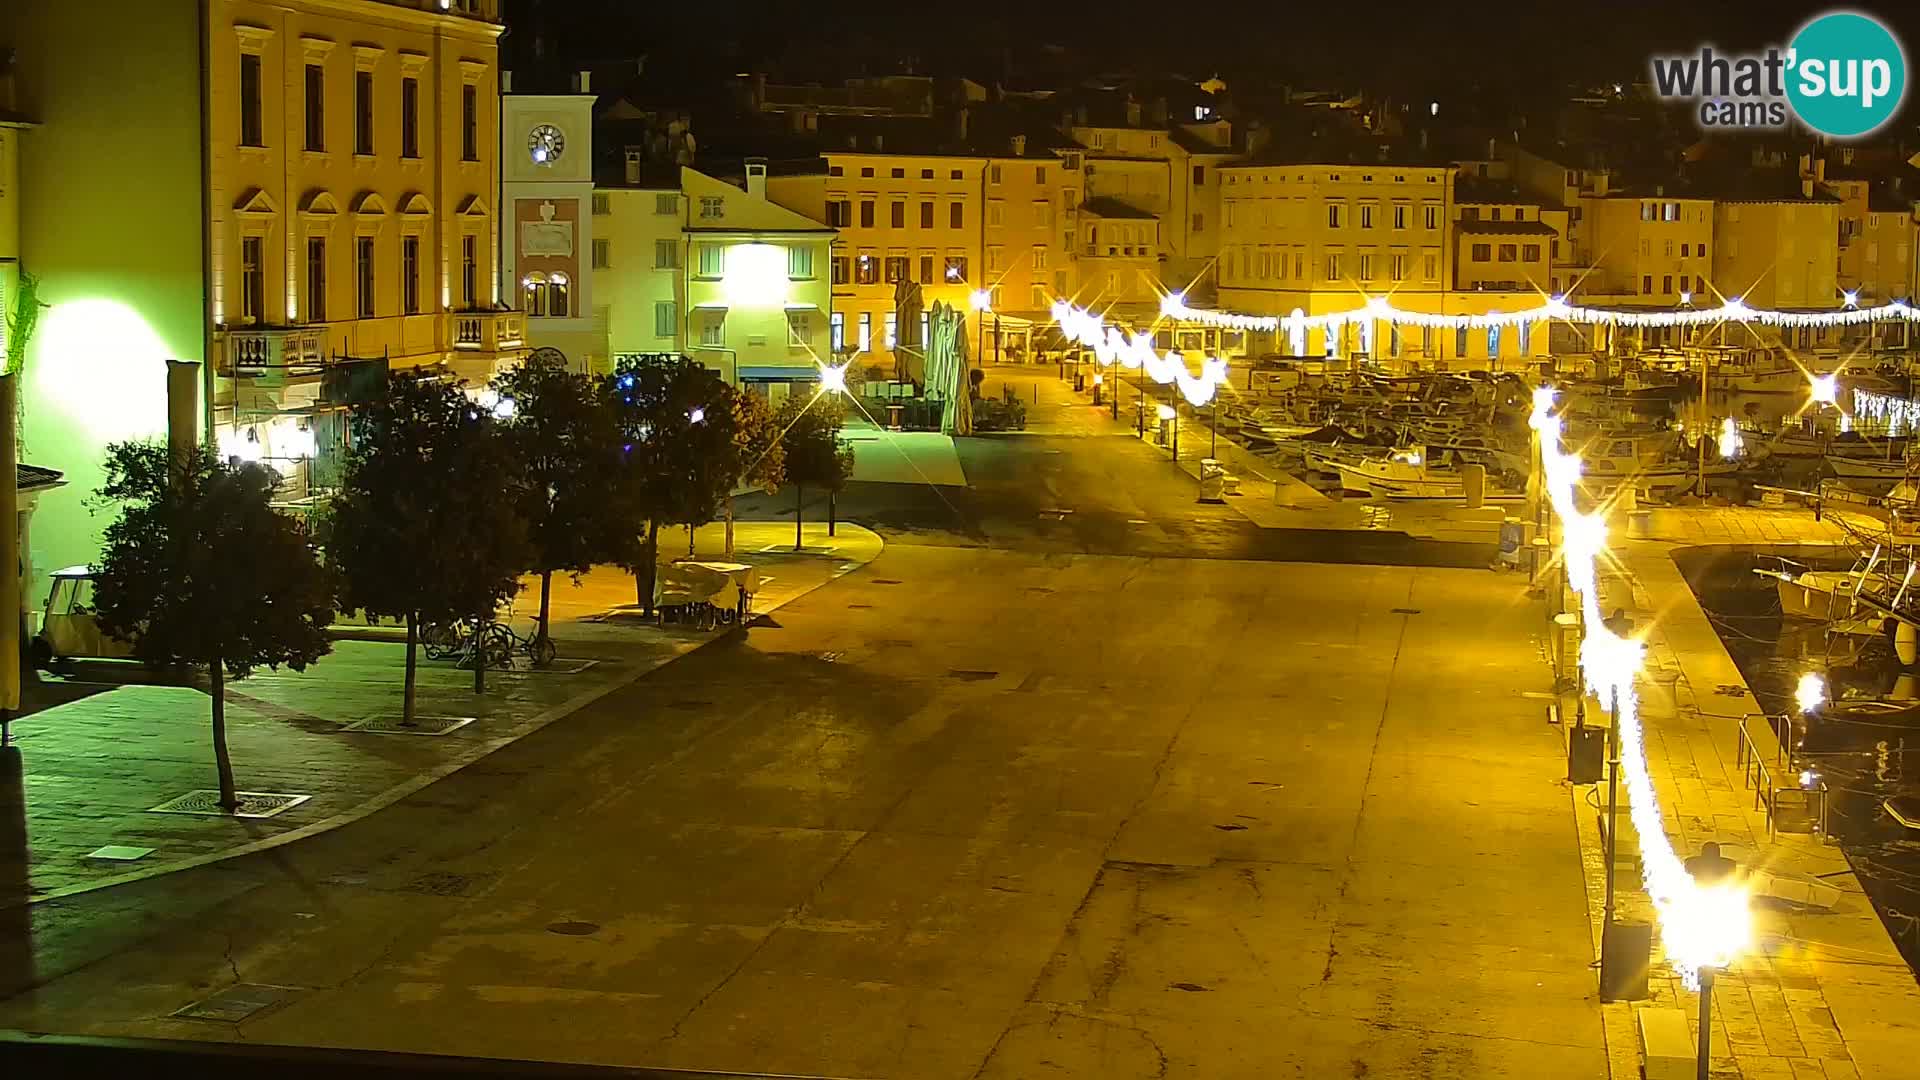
[528,124,565,166]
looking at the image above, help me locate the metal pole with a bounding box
[1172,399,1180,461]
[1697,967,1715,1080]
[1210,403,1218,460]
[1605,686,1619,929]
[1112,368,1120,419]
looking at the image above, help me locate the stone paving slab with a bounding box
[0,522,880,903]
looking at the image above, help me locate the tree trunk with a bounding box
[829,489,837,537]
[537,569,553,651]
[210,655,237,811]
[795,482,805,551]
[724,494,736,557]
[403,612,419,726]
[688,523,696,557]
[639,521,660,616]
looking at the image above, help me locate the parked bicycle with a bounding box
[420,615,556,668]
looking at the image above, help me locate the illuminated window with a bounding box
[304,64,326,151]
[696,242,725,278]
[548,273,571,317]
[402,235,421,314]
[523,272,547,317]
[884,255,908,283]
[1518,321,1531,355]
[655,300,676,338]
[944,255,968,283]
[461,84,478,161]
[1488,324,1501,357]
[789,311,813,346]
[355,236,375,318]
[788,245,814,279]
[239,54,264,147]
[855,252,878,285]
[240,236,264,323]
[857,312,871,351]
[700,311,725,347]
[1455,325,1468,356]
[919,312,928,344]
[884,311,897,348]
[830,311,845,350]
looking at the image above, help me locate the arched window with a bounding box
[522,272,547,317]
[548,272,570,318]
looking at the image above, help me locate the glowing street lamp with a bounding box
[969,289,998,365]
[1808,373,1839,407]
[1796,671,1826,714]
[816,359,849,396]
[688,407,705,425]
[1717,417,1744,460]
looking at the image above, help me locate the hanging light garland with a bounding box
[1531,387,1750,988]
[1051,301,1229,406]
[1161,292,1915,333]
[1853,388,1920,435]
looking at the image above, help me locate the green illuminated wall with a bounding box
[2,0,204,592]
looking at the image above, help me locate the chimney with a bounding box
[1010,134,1027,156]
[745,158,767,200]
[1802,176,1815,198]
[624,148,642,185]
[575,69,591,94]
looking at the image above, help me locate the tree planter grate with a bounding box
[148,791,310,819]
[173,983,304,1023]
[344,715,474,736]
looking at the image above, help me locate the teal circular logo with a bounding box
[1787,12,1907,138]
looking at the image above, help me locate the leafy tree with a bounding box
[725,390,786,555]
[491,352,631,656]
[92,442,334,810]
[329,374,529,718]
[776,394,855,550]
[607,355,736,611]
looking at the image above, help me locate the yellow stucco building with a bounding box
[2,0,512,583]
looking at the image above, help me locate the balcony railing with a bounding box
[223,326,327,378]
[451,309,526,352]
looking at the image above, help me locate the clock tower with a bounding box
[500,70,598,369]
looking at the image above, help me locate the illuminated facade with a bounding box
[592,181,685,368]
[1216,161,1547,369]
[1070,117,1235,300]
[766,144,1085,375]
[2,0,510,582]
[501,73,597,367]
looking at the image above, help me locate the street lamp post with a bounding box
[1697,967,1717,1080]
[969,289,992,370]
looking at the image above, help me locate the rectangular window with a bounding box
[307,237,328,321]
[1358,254,1374,280]
[1461,208,1479,222]
[989,164,1003,185]
[1662,274,1673,294]
[890,201,906,229]
[1328,204,1343,228]
[884,311,897,348]
[1518,320,1532,355]
[355,236,375,318]
[1497,244,1516,262]
[591,238,611,270]
[788,245,814,279]
[1455,325,1469,357]
[1360,205,1374,228]
[945,255,968,283]
[950,202,964,229]
[240,54,264,146]
[857,312,871,351]
[789,311,813,347]
[830,311,845,350]
[988,200,1004,227]
[1036,201,1054,227]
[354,70,374,155]
[696,243,725,278]
[655,300,677,338]
[1489,208,1501,222]
[1192,164,1205,185]
[1191,213,1204,232]
[655,239,679,269]
[698,196,724,221]
[1393,205,1407,229]
[1522,244,1540,262]
[700,313,725,347]
[1643,275,1654,294]
[855,252,878,285]
[1424,205,1439,230]
[919,254,934,284]
[1472,244,1491,261]
[884,255,908,283]
[1035,166,1046,184]
[1390,254,1408,281]
[304,64,326,151]
[461,84,478,161]
[402,235,421,314]
[461,235,476,308]
[656,193,678,215]
[985,246,1003,274]
[1032,245,1047,270]
[240,236,264,322]
[591,193,611,216]
[1032,283,1048,308]
[1325,254,1341,280]
[860,200,875,228]
[921,201,934,228]
[825,200,849,228]
[400,77,419,158]
[1695,275,1705,295]
[831,255,850,285]
[890,167,904,179]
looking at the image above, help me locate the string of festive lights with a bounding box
[1162,292,1918,334]
[1050,300,1230,406]
[1531,387,1750,988]
[1852,388,1920,435]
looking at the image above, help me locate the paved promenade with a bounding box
[1,522,880,902]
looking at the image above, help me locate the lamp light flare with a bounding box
[1796,672,1826,715]
[1157,292,1920,334]
[1717,417,1744,460]
[689,407,705,424]
[1155,403,1176,421]
[1809,373,1840,406]
[1530,382,1752,987]
[816,360,848,395]
[969,289,993,312]
[1053,301,1229,406]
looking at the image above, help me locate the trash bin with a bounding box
[1498,517,1523,570]
[1199,458,1228,502]
[1156,418,1171,446]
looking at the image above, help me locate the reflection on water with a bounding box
[1696,557,1920,973]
